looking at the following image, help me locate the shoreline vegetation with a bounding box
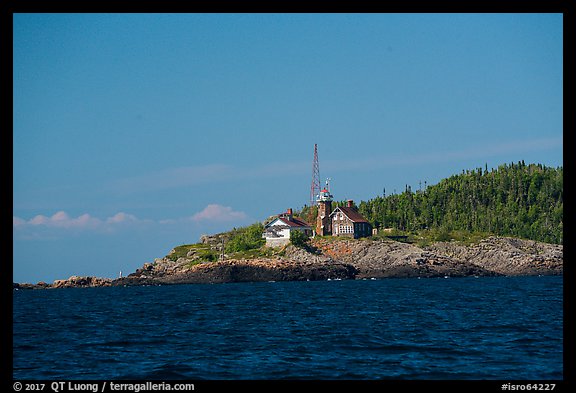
[14,162,562,289]
[14,234,562,290]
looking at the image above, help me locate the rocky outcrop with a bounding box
[312,238,497,278]
[13,282,51,290]
[52,276,113,288]
[313,236,562,278]
[141,259,357,285]
[117,236,562,285]
[112,243,355,286]
[14,276,113,290]
[15,236,562,289]
[425,236,563,276]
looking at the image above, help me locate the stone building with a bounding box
[329,200,372,239]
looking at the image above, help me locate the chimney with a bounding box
[347,200,354,208]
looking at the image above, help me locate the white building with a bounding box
[262,208,313,247]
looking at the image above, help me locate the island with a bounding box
[14,161,563,289]
[14,234,562,289]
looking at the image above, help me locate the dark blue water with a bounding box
[13,276,562,380]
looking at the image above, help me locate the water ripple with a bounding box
[13,276,563,380]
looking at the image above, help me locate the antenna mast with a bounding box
[310,144,321,206]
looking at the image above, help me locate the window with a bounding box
[340,225,351,234]
[335,223,355,235]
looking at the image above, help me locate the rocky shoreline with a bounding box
[14,236,563,290]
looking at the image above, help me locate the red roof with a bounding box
[330,206,369,223]
[266,216,311,228]
[278,217,311,228]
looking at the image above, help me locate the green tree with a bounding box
[290,230,310,249]
[225,223,265,252]
[358,162,562,244]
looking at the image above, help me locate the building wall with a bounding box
[316,201,332,236]
[332,215,355,237]
[332,214,372,239]
[354,222,372,238]
[265,237,290,247]
[266,220,291,238]
[263,223,312,247]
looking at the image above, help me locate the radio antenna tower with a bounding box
[310,144,321,206]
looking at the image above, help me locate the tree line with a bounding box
[225,161,563,250]
[356,161,562,244]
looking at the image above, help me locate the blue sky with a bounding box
[13,13,563,283]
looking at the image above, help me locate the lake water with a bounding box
[12,276,562,380]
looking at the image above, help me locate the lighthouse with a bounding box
[316,178,333,236]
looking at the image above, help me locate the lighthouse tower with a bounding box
[316,178,333,236]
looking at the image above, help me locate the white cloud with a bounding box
[29,214,50,226]
[13,216,26,227]
[74,213,101,228]
[13,205,250,235]
[23,211,102,228]
[51,211,69,223]
[13,211,144,232]
[191,204,248,222]
[106,212,138,224]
